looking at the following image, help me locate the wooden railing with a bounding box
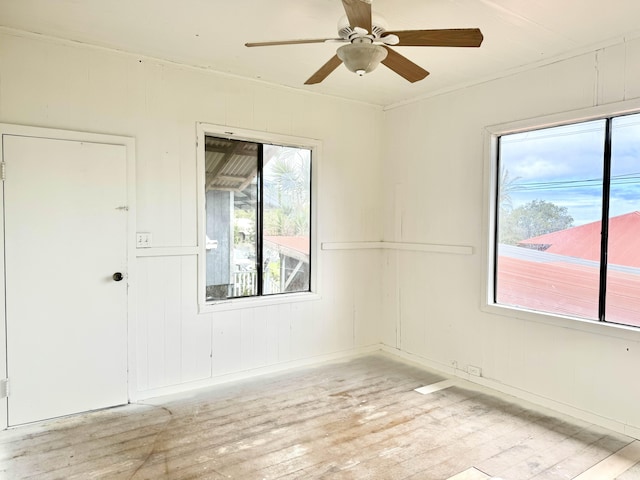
[232,272,281,296]
[232,272,257,297]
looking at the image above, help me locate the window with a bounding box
[198,125,315,306]
[493,112,640,328]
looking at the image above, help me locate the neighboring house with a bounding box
[498,211,640,326]
[517,211,640,267]
[263,235,310,294]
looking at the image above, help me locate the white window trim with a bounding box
[196,123,321,314]
[480,98,640,339]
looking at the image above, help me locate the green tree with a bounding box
[500,199,574,245]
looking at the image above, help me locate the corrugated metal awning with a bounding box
[205,136,258,193]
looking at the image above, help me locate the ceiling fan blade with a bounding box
[246,38,342,47]
[342,0,372,33]
[304,55,343,85]
[385,28,484,47]
[381,47,429,83]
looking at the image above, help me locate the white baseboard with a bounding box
[130,344,381,403]
[379,345,640,440]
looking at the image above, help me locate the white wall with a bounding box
[0,30,384,399]
[382,40,640,436]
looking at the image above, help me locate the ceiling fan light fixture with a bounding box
[337,43,387,76]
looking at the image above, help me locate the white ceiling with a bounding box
[3,0,640,107]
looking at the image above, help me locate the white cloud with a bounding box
[510,155,572,179]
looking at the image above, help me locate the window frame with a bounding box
[482,99,640,335]
[196,123,321,313]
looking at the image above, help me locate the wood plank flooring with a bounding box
[0,354,638,479]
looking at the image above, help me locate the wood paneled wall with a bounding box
[381,40,640,437]
[0,29,384,399]
[5,26,640,438]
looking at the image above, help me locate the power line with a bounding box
[508,173,640,192]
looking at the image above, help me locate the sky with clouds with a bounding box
[500,114,640,226]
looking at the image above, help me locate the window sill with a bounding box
[199,291,321,314]
[481,302,640,341]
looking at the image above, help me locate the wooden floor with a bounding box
[1,354,639,479]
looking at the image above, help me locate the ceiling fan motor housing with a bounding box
[338,13,388,39]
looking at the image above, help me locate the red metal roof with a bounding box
[500,211,640,326]
[263,235,310,259]
[496,255,640,326]
[518,211,640,267]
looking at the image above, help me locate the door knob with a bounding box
[113,272,124,282]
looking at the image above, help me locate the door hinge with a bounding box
[1,162,6,181]
[0,379,9,398]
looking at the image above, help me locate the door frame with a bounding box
[0,124,136,429]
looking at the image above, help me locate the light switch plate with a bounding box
[136,232,152,248]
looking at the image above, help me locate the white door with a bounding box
[4,134,128,426]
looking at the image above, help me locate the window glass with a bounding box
[205,138,258,300]
[262,145,311,295]
[204,136,311,302]
[606,114,640,327]
[496,120,606,320]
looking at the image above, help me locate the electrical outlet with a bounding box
[136,232,152,248]
[468,365,482,377]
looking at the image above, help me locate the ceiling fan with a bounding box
[245,0,483,85]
